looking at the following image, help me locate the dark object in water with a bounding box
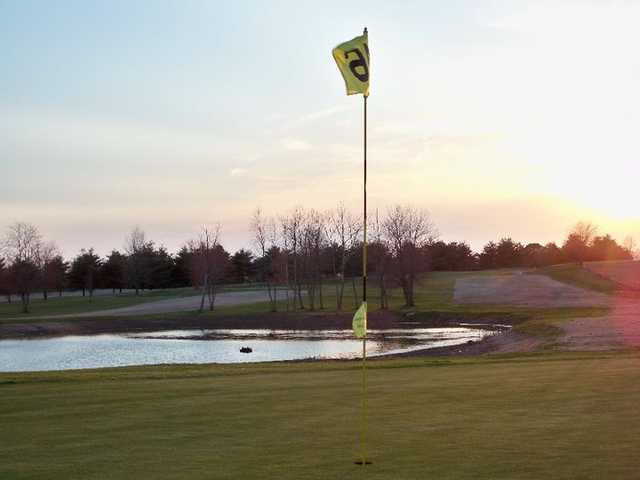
[240,347,252,354]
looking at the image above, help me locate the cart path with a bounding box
[4,289,276,320]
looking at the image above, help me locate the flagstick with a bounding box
[360,87,369,466]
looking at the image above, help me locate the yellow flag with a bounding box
[352,301,367,339]
[332,30,370,97]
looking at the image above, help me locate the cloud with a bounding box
[300,105,349,122]
[281,138,312,151]
[229,167,248,177]
[272,104,353,133]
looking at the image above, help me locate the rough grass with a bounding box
[537,263,619,294]
[583,260,640,290]
[2,351,640,479]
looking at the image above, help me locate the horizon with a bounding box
[3,1,640,258]
[1,211,632,262]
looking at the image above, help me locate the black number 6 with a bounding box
[345,45,369,82]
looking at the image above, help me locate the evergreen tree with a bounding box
[229,249,256,283]
[149,246,174,289]
[69,249,102,298]
[100,250,126,294]
[172,246,192,288]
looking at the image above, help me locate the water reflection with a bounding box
[0,327,497,372]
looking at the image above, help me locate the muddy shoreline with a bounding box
[0,310,524,339]
[0,310,530,358]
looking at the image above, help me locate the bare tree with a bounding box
[191,225,228,312]
[0,257,7,303]
[251,208,280,312]
[572,221,598,245]
[327,202,361,310]
[279,217,292,311]
[2,222,43,313]
[623,236,639,260]
[300,209,327,311]
[124,226,148,295]
[39,241,61,301]
[563,221,598,265]
[370,209,390,309]
[281,207,305,309]
[383,205,438,307]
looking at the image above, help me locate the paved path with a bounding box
[86,290,273,316]
[5,290,274,320]
[2,288,148,303]
[454,272,611,308]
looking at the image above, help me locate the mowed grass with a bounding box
[2,351,640,479]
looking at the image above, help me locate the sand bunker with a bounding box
[454,272,610,308]
[559,299,640,350]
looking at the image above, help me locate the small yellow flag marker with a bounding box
[352,301,367,339]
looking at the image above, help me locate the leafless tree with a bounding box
[251,208,280,312]
[0,256,10,303]
[124,226,148,295]
[281,207,305,309]
[623,236,639,260]
[38,241,61,301]
[383,205,438,307]
[300,209,327,310]
[3,222,42,262]
[572,221,598,246]
[279,217,292,311]
[563,221,598,265]
[327,202,361,310]
[2,222,43,313]
[191,225,227,312]
[370,209,390,309]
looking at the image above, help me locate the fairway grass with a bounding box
[2,351,640,479]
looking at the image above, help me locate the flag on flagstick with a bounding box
[332,30,370,97]
[333,28,371,466]
[352,301,367,338]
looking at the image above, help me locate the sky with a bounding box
[2,0,640,258]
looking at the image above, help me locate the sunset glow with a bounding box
[2,1,640,255]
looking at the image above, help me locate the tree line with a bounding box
[0,211,634,313]
[475,221,634,269]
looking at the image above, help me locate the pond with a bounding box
[0,327,497,372]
